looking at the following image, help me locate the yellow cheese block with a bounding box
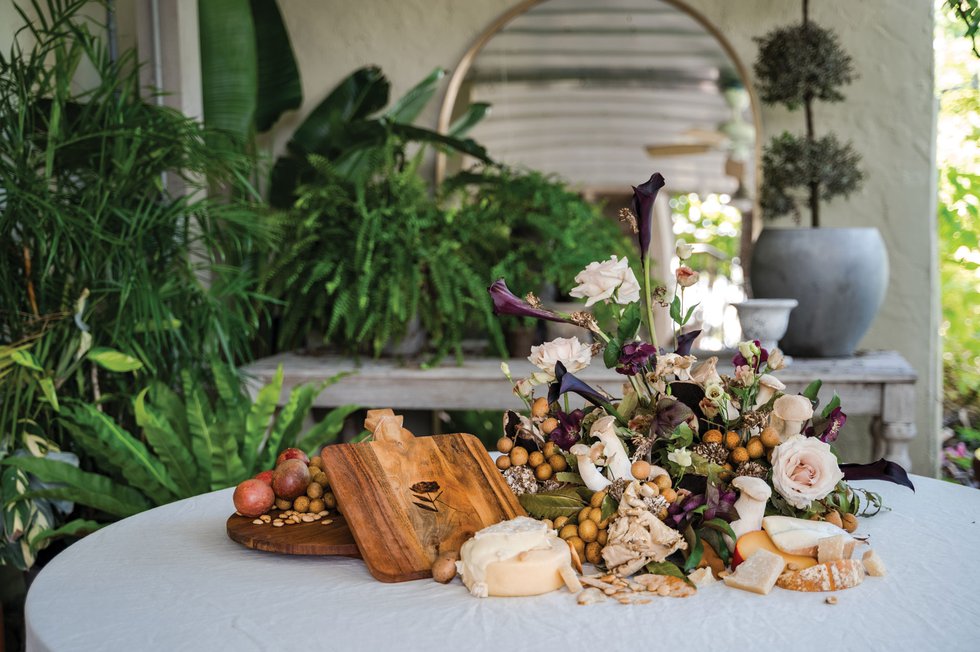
[482,537,569,597]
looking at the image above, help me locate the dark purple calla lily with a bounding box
[631,173,666,257]
[675,329,702,356]
[488,279,574,324]
[840,459,915,491]
[547,361,614,409]
[549,409,585,451]
[616,342,657,376]
[652,397,694,438]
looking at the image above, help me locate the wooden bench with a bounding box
[245,349,918,469]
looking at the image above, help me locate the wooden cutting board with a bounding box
[320,431,524,583]
[226,511,361,557]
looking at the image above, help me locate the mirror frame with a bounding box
[436,0,764,265]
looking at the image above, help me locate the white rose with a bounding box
[668,447,692,468]
[568,256,641,307]
[770,435,844,509]
[527,336,592,381]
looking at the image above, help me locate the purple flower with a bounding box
[732,340,769,372]
[547,361,613,408]
[488,279,574,324]
[675,329,701,356]
[616,342,657,376]
[631,173,666,257]
[818,407,847,443]
[703,484,737,522]
[652,397,694,438]
[549,409,585,451]
[667,492,705,527]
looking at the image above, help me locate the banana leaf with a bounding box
[385,67,444,124]
[198,0,257,141]
[250,0,302,131]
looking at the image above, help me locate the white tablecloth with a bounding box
[25,475,980,652]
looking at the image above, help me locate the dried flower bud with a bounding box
[768,348,786,370]
[675,265,699,288]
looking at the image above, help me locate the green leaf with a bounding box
[134,388,199,497]
[600,495,617,522]
[37,377,59,412]
[617,303,641,342]
[555,471,584,485]
[10,350,43,372]
[29,518,104,547]
[60,403,179,500]
[702,517,738,542]
[182,372,214,485]
[244,365,284,471]
[385,67,444,124]
[198,0,258,141]
[292,66,389,155]
[669,295,682,324]
[209,423,248,491]
[644,561,693,586]
[295,404,360,456]
[682,302,700,325]
[603,336,622,369]
[250,0,303,132]
[822,392,841,418]
[699,527,730,565]
[389,123,492,163]
[518,489,586,520]
[86,347,143,372]
[802,380,823,403]
[2,457,151,518]
[448,102,491,138]
[683,536,704,572]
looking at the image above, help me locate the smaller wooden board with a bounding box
[226,511,361,557]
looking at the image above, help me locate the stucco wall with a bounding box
[272,0,939,475]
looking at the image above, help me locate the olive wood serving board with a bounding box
[226,511,361,557]
[320,432,524,583]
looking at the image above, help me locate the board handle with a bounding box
[364,408,414,448]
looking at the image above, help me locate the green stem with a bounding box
[642,256,658,349]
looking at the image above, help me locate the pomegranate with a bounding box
[275,447,309,467]
[272,458,310,500]
[233,479,275,517]
[253,469,274,486]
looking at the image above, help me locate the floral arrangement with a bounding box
[486,172,913,584]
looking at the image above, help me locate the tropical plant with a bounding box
[0,0,275,393]
[754,0,864,225]
[1,362,359,526]
[946,0,980,57]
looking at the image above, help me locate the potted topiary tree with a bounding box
[748,0,888,357]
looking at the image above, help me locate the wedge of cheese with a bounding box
[723,548,786,595]
[763,516,857,557]
[862,549,887,577]
[776,559,864,592]
[457,517,579,598]
[817,535,849,563]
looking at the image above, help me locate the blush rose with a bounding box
[770,434,844,509]
[568,256,641,307]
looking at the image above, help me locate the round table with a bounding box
[25,475,980,652]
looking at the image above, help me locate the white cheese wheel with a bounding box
[457,517,572,598]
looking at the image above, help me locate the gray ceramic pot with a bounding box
[749,227,888,357]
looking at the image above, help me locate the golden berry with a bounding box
[308,498,325,513]
[585,541,603,565]
[323,492,337,510]
[578,519,599,543]
[495,455,512,471]
[547,454,568,472]
[541,418,559,435]
[534,463,553,481]
[643,481,661,497]
[496,437,514,454]
[588,507,603,524]
[589,490,607,508]
[542,441,557,457]
[509,446,529,466]
[554,516,569,529]
[275,498,292,511]
[824,510,844,529]
[631,460,652,481]
[578,506,592,524]
[842,513,858,533]
[541,519,554,530]
[306,482,324,499]
[724,431,742,450]
[293,496,310,513]
[746,437,765,459]
[528,451,545,468]
[531,397,549,419]
[661,488,678,503]
[760,426,781,448]
[559,524,578,540]
[597,529,608,546]
[730,446,750,464]
[703,429,724,444]
[653,474,672,491]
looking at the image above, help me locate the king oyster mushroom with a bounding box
[570,443,612,491]
[753,374,786,410]
[601,482,686,577]
[729,476,773,542]
[589,415,633,480]
[769,394,814,441]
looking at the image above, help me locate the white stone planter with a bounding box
[733,299,799,352]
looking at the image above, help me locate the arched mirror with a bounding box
[439,0,761,349]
